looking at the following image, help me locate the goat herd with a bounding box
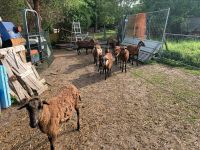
[17,38,146,150]
[76,38,145,80]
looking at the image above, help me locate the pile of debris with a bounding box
[0,45,48,103]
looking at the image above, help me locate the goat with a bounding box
[107,36,120,50]
[120,46,129,73]
[127,41,145,66]
[93,44,103,66]
[114,46,122,65]
[102,49,113,80]
[18,84,81,150]
[76,39,95,55]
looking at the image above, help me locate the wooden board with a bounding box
[0,45,48,102]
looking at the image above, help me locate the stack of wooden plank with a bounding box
[0,45,48,102]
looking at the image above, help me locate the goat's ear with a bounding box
[18,103,27,110]
[42,100,50,105]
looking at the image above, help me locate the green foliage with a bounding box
[140,0,200,33]
[162,40,200,67]
[0,0,25,24]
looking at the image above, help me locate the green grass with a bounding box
[89,30,117,40]
[163,40,200,67]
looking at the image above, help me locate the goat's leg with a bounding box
[48,135,56,150]
[77,48,80,55]
[75,107,80,130]
[96,57,98,66]
[131,56,134,65]
[105,69,107,80]
[109,69,112,76]
[86,48,88,55]
[94,57,96,64]
[115,56,117,65]
[125,62,127,73]
[136,54,139,66]
[122,62,124,72]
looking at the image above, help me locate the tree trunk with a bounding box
[32,0,42,31]
[33,0,40,14]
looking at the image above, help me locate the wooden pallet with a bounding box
[0,45,48,102]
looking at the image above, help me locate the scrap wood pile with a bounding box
[0,45,48,103]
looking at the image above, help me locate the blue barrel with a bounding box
[0,65,11,108]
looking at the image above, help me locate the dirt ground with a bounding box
[0,49,200,150]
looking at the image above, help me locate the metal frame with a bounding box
[22,9,42,61]
[120,8,170,62]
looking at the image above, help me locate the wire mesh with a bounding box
[123,8,170,42]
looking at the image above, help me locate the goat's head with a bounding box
[90,39,95,44]
[105,49,110,54]
[138,41,145,47]
[102,56,108,67]
[18,97,49,128]
[114,46,121,57]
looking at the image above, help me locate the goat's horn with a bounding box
[18,103,28,110]
[42,100,50,105]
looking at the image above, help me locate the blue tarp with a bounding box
[0,65,11,109]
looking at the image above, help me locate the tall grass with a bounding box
[163,40,200,68]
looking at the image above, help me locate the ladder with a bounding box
[71,21,88,43]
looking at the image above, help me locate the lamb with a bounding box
[76,39,95,55]
[127,41,145,66]
[18,84,81,150]
[102,49,113,80]
[93,44,103,67]
[120,46,129,73]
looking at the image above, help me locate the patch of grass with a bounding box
[132,69,144,78]
[186,115,198,123]
[90,30,117,40]
[11,95,18,105]
[156,58,200,76]
[163,40,200,67]
[148,74,168,85]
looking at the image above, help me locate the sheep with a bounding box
[120,46,129,73]
[127,41,145,66]
[76,39,95,55]
[93,44,103,67]
[18,84,81,150]
[102,49,113,80]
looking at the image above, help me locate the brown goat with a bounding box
[120,47,129,73]
[107,36,120,50]
[93,44,103,66]
[102,49,113,80]
[76,39,95,55]
[127,41,145,66]
[18,84,81,150]
[114,46,122,65]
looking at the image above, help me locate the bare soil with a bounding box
[0,49,200,150]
